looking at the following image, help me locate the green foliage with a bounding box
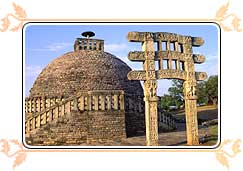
[160,80,184,111]
[160,75,218,110]
[206,75,218,105]
[197,75,218,105]
[197,81,207,104]
[160,94,174,111]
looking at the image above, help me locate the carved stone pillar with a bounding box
[183,40,199,145]
[142,33,159,146]
[183,80,199,145]
[144,87,159,146]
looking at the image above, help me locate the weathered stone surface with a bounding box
[25,33,178,146]
[193,54,206,64]
[29,50,143,98]
[127,32,204,46]
[127,31,207,146]
[195,72,208,81]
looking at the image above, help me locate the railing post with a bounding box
[73,97,78,111]
[94,95,99,110]
[106,95,111,110]
[65,101,71,115]
[100,95,105,110]
[42,112,47,125]
[61,104,65,117]
[32,118,35,130]
[26,120,30,133]
[119,92,124,110]
[36,115,41,128]
[79,96,84,111]
[54,106,59,119]
[113,94,118,110]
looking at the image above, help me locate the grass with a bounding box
[201,124,218,146]
[174,105,218,121]
[173,105,219,146]
[209,125,218,136]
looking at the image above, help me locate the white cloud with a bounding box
[28,42,72,52]
[104,43,127,52]
[195,54,218,76]
[25,65,42,77]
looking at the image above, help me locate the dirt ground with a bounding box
[76,105,218,146]
[101,105,219,146]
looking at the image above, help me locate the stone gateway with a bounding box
[127,32,207,146]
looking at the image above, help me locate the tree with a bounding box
[206,75,218,105]
[160,75,218,109]
[168,79,184,108]
[160,80,184,111]
[197,81,207,105]
[160,94,174,111]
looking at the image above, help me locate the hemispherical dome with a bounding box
[29,50,143,98]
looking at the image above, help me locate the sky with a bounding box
[24,23,219,96]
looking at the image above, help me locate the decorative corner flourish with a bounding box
[0,139,27,170]
[215,139,242,170]
[0,2,27,32]
[215,1,242,32]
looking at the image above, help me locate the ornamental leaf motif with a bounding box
[0,139,27,170]
[215,1,229,20]
[215,152,229,169]
[215,139,242,170]
[222,25,232,32]
[13,152,27,169]
[13,2,27,18]
[0,17,10,32]
[0,2,27,32]
[215,1,242,32]
[232,139,241,155]
[0,139,10,155]
[232,16,242,32]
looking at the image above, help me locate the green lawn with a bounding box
[174,105,219,146]
[201,124,218,146]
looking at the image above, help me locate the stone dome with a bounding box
[29,50,143,98]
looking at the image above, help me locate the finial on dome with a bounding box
[82,31,95,39]
[74,31,104,52]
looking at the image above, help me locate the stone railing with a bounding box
[125,94,176,130]
[25,96,66,115]
[158,110,176,130]
[74,38,104,51]
[125,94,144,113]
[25,90,125,134]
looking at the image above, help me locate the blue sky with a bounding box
[24,23,219,96]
